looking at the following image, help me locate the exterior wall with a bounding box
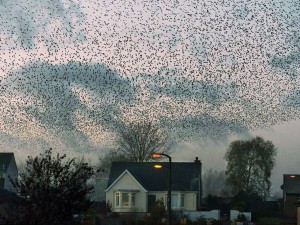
[285,194,299,218]
[184,210,220,221]
[106,190,115,209]
[147,191,197,211]
[185,192,197,211]
[230,210,252,222]
[3,158,18,191]
[106,173,147,212]
[95,178,108,202]
[147,191,165,203]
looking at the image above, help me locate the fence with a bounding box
[99,210,221,224]
[182,210,221,221]
[230,210,251,222]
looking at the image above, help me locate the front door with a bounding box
[147,195,156,212]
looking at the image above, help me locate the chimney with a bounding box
[194,157,202,210]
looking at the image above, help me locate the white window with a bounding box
[114,192,136,208]
[171,194,178,208]
[122,193,130,206]
[165,193,185,209]
[115,192,120,207]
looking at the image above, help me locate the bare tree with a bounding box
[97,120,173,174]
[97,148,126,175]
[115,120,172,162]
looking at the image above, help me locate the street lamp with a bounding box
[154,164,163,169]
[152,153,172,225]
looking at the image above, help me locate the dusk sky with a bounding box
[1,0,300,194]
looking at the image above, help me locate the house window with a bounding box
[171,194,178,208]
[114,192,136,207]
[166,193,185,209]
[122,193,130,206]
[115,192,120,207]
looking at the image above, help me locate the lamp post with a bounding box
[152,153,172,225]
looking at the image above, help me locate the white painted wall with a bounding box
[183,210,221,221]
[185,192,197,211]
[230,210,252,222]
[147,191,197,211]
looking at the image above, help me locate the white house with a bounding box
[105,157,202,212]
[0,152,18,191]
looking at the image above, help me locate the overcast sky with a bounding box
[1,0,300,194]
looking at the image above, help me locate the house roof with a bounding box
[283,174,300,194]
[0,153,14,173]
[106,169,148,192]
[107,161,200,192]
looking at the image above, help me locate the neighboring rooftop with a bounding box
[0,153,14,173]
[107,161,201,192]
[283,174,300,194]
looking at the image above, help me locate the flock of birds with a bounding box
[0,0,300,154]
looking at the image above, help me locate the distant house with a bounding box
[95,177,109,201]
[105,157,202,212]
[0,153,18,191]
[283,174,300,218]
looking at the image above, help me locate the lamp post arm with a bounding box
[158,153,171,160]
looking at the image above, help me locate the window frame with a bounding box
[165,192,185,209]
[115,192,120,207]
[114,191,137,208]
[180,193,185,208]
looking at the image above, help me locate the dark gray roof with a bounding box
[107,161,200,192]
[0,153,14,173]
[283,174,300,194]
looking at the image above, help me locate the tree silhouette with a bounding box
[115,120,172,162]
[224,136,277,199]
[97,119,173,177]
[11,148,94,225]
